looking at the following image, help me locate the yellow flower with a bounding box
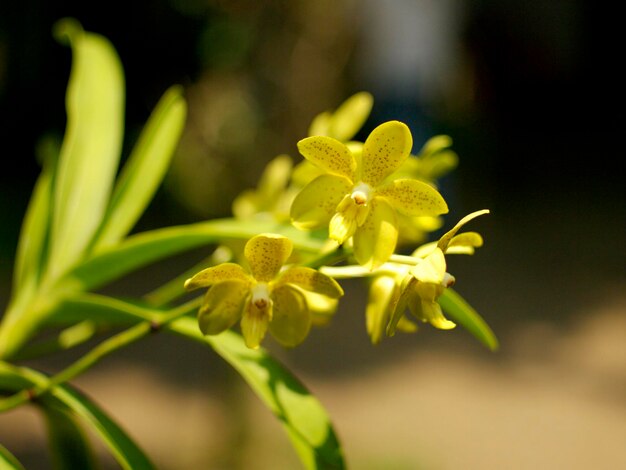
[290,121,449,269]
[184,234,344,349]
[386,210,489,336]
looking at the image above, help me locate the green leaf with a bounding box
[168,318,345,469]
[41,401,97,470]
[45,385,154,470]
[47,19,125,281]
[438,288,499,351]
[11,159,53,300]
[92,85,187,251]
[63,218,326,292]
[0,363,154,470]
[0,444,25,470]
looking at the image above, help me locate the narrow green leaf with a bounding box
[12,161,53,299]
[0,444,25,470]
[439,288,499,351]
[0,363,154,470]
[47,19,125,281]
[63,218,326,292]
[92,86,187,251]
[168,318,345,469]
[47,384,154,470]
[41,401,97,470]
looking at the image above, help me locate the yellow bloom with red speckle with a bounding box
[184,234,343,349]
[290,121,449,269]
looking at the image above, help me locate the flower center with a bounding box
[351,182,372,206]
[251,282,271,310]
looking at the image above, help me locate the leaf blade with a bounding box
[92,85,187,251]
[438,288,499,351]
[167,318,345,469]
[64,218,326,292]
[47,19,125,281]
[0,444,25,470]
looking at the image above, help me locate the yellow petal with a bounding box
[244,234,293,282]
[269,285,311,347]
[184,263,252,291]
[419,135,453,156]
[396,315,418,333]
[446,232,484,255]
[386,275,415,336]
[276,266,344,298]
[256,154,293,205]
[329,195,359,244]
[437,209,490,252]
[291,160,325,187]
[240,298,272,349]
[411,248,446,284]
[297,135,356,179]
[301,289,339,326]
[377,178,448,217]
[366,275,398,344]
[308,110,332,137]
[361,121,412,186]
[197,280,249,335]
[327,91,373,142]
[410,296,456,330]
[353,198,398,269]
[290,174,352,230]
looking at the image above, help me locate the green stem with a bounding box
[0,297,200,413]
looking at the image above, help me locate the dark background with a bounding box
[1,1,625,468]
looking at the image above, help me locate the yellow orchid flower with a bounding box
[184,233,344,349]
[290,121,449,269]
[386,210,489,336]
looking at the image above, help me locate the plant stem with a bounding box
[0,297,200,413]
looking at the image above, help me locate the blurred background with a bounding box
[1,1,625,469]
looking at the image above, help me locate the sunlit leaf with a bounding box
[12,159,53,300]
[0,363,154,470]
[92,85,187,251]
[167,318,345,469]
[0,443,25,470]
[438,288,498,351]
[63,219,326,292]
[47,19,125,281]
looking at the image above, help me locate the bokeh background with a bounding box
[1,1,625,469]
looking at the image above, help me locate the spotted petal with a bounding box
[198,280,249,335]
[361,121,412,186]
[245,234,293,282]
[290,174,352,230]
[377,179,448,217]
[353,198,398,270]
[184,263,252,291]
[297,135,356,179]
[240,298,271,349]
[276,266,344,298]
[269,285,311,347]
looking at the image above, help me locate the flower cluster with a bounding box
[185,92,491,349]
